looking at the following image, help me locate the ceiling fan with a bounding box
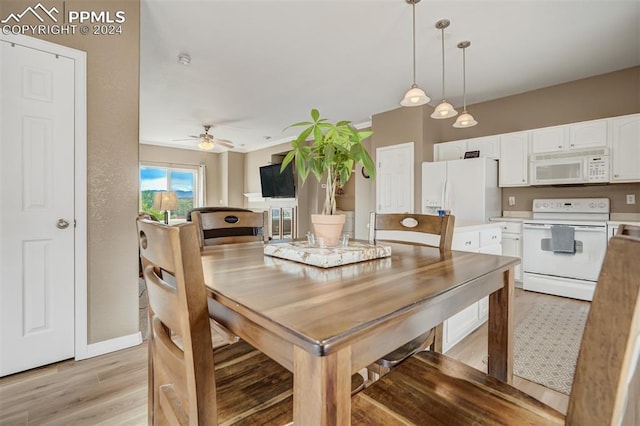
[174,125,234,151]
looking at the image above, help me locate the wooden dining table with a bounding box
[201,240,518,426]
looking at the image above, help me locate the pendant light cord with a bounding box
[411,2,417,85]
[441,28,445,99]
[462,46,467,110]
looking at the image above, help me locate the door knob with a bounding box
[56,218,70,229]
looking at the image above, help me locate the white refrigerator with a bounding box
[422,157,501,226]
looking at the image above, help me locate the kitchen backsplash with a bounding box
[501,182,640,214]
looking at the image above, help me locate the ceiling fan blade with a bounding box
[172,137,197,141]
[214,138,234,148]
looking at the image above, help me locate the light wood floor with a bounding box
[0,289,586,425]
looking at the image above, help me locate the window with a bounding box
[139,163,205,221]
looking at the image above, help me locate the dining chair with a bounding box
[191,210,268,248]
[352,232,640,425]
[617,223,640,237]
[368,212,455,376]
[137,219,364,424]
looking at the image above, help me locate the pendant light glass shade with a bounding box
[432,100,457,118]
[453,111,478,128]
[453,40,477,128]
[401,84,430,106]
[431,19,457,119]
[400,0,429,107]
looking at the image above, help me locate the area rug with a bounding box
[514,301,589,395]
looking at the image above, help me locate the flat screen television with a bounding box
[259,163,295,198]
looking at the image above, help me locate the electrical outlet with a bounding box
[508,196,516,207]
[627,194,636,205]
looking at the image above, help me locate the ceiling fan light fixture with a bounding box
[198,139,214,150]
[453,111,478,128]
[431,19,457,119]
[453,40,477,128]
[400,0,430,107]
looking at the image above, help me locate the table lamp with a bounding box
[152,191,178,224]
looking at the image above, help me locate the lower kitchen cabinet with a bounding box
[490,218,523,282]
[443,224,502,352]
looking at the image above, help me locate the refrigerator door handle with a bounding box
[441,179,447,210]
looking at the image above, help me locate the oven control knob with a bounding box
[534,202,540,209]
[599,202,605,208]
[590,202,595,208]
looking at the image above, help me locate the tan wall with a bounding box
[138,144,220,206]
[0,0,141,343]
[371,107,426,212]
[375,67,640,215]
[227,151,245,207]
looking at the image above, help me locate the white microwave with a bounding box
[529,148,609,185]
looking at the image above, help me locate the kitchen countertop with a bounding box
[455,222,502,233]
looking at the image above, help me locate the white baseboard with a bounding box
[79,331,143,360]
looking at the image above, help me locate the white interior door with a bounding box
[1,41,76,376]
[376,142,414,213]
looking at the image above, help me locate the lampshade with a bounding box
[152,191,178,211]
[431,19,457,119]
[431,100,458,119]
[453,40,477,128]
[453,111,478,128]
[401,84,430,107]
[400,0,429,107]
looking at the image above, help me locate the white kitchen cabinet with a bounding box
[434,140,467,161]
[466,136,500,159]
[490,219,523,283]
[569,119,608,150]
[610,114,640,182]
[607,221,640,240]
[531,126,566,153]
[443,224,502,352]
[499,131,530,187]
[434,136,499,161]
[531,120,608,154]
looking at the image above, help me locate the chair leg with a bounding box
[432,324,444,353]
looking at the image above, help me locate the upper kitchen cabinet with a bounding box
[531,120,608,153]
[531,125,566,153]
[610,114,640,182]
[434,140,467,161]
[466,136,500,159]
[434,136,499,161]
[569,119,608,150]
[499,131,529,187]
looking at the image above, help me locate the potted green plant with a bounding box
[281,109,374,246]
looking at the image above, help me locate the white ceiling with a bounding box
[139,0,640,153]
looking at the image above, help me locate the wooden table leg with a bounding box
[488,267,514,384]
[293,345,351,425]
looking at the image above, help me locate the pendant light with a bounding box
[400,0,430,107]
[431,19,457,119]
[453,41,478,128]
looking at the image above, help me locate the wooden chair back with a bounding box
[567,233,640,425]
[369,212,455,252]
[617,223,640,238]
[192,210,268,248]
[137,219,217,425]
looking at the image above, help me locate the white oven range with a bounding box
[522,198,609,301]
